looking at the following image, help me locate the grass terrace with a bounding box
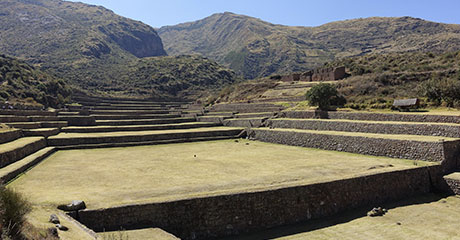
[9,139,433,210]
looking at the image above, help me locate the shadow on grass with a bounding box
[221,193,449,240]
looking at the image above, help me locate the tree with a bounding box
[306,83,345,110]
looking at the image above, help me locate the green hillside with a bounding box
[158,12,460,79]
[0,54,71,107]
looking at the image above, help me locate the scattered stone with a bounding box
[367,207,387,217]
[194,155,197,157]
[56,224,69,231]
[396,222,402,225]
[49,214,60,224]
[47,227,59,237]
[57,200,86,211]
[234,139,239,143]
[245,143,249,145]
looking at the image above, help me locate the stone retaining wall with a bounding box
[58,116,96,126]
[281,110,460,123]
[223,118,267,128]
[267,119,460,138]
[250,129,460,166]
[74,166,436,240]
[0,138,46,168]
[209,103,285,113]
[48,129,244,146]
[0,129,23,144]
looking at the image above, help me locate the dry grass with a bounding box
[259,127,459,142]
[8,139,428,210]
[231,194,460,240]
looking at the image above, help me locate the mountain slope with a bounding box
[0,0,240,100]
[158,12,460,79]
[0,54,71,107]
[0,0,165,95]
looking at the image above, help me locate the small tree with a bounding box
[306,83,344,110]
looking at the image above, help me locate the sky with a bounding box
[69,0,460,28]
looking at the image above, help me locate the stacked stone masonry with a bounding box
[75,166,436,240]
[250,128,460,166]
[267,119,460,138]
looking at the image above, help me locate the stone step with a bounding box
[62,122,219,133]
[0,147,56,183]
[205,111,235,116]
[0,137,47,168]
[48,127,244,147]
[444,173,460,195]
[0,110,56,116]
[57,111,80,116]
[89,110,171,115]
[250,128,459,163]
[87,106,169,111]
[6,122,42,129]
[58,116,96,126]
[0,115,28,123]
[91,114,181,120]
[23,128,60,137]
[95,117,195,126]
[28,116,60,121]
[197,116,233,123]
[235,112,277,118]
[280,110,460,124]
[267,118,460,138]
[223,118,268,128]
[41,121,68,128]
[0,129,23,144]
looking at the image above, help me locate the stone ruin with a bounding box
[280,66,346,82]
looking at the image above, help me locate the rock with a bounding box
[47,227,59,237]
[56,224,69,231]
[49,214,60,224]
[245,143,250,145]
[367,207,387,217]
[234,139,239,143]
[57,200,86,211]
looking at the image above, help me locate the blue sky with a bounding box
[69,0,460,28]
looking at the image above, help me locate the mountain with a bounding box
[0,0,239,100]
[0,54,71,108]
[158,12,460,79]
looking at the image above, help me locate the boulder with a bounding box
[47,227,59,237]
[57,200,86,211]
[56,224,69,231]
[49,214,60,224]
[367,207,387,217]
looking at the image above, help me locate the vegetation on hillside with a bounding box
[306,83,346,110]
[159,13,460,79]
[0,54,71,108]
[327,51,460,108]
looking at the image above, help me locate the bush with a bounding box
[0,186,31,239]
[306,83,346,110]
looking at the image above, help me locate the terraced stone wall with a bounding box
[0,129,23,144]
[250,129,460,167]
[75,166,436,240]
[267,119,460,138]
[281,111,460,123]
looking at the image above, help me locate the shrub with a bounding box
[306,83,346,110]
[0,186,31,238]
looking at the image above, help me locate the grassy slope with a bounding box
[214,51,460,109]
[0,54,71,107]
[159,13,460,79]
[329,51,460,108]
